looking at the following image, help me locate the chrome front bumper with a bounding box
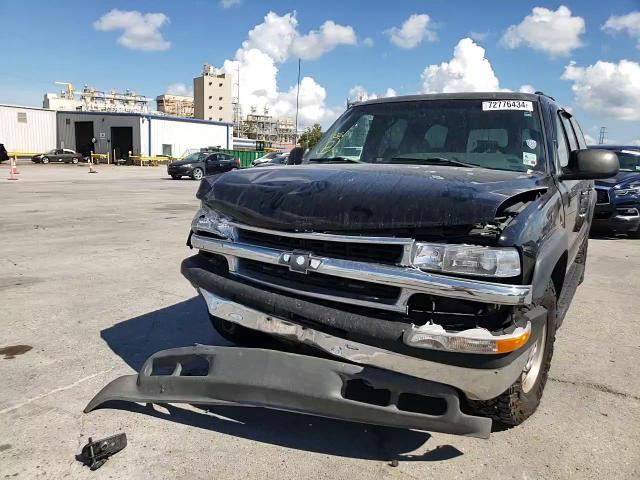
[200,288,536,400]
[190,232,533,310]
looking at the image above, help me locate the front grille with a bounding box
[237,228,404,264]
[237,259,401,304]
[596,188,610,204]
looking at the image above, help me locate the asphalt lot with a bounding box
[1,163,639,479]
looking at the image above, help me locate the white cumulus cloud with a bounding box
[220,0,242,8]
[501,6,585,57]
[421,38,501,93]
[166,82,193,97]
[603,11,640,50]
[222,12,357,127]
[562,60,640,121]
[386,14,436,49]
[518,84,536,94]
[94,9,171,51]
[291,21,357,60]
[348,85,397,102]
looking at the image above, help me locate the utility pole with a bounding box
[598,126,607,145]
[294,58,301,146]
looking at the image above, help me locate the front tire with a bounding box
[192,168,204,180]
[628,229,640,239]
[41,156,49,164]
[72,157,79,164]
[468,281,557,427]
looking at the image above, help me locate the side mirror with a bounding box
[287,147,305,165]
[560,149,619,180]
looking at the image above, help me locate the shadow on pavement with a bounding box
[101,296,223,371]
[97,297,463,461]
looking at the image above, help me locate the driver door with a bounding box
[554,110,589,263]
[204,154,219,175]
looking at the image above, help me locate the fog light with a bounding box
[403,322,531,354]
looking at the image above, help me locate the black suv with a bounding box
[590,145,640,238]
[167,151,240,180]
[0,144,8,163]
[87,93,618,439]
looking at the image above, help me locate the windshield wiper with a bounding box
[390,156,476,168]
[308,156,362,164]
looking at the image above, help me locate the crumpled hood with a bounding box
[198,164,548,232]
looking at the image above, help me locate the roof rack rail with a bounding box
[534,91,556,101]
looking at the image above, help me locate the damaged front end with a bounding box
[86,169,552,438]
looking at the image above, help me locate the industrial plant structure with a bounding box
[193,64,233,123]
[156,94,194,117]
[43,82,151,114]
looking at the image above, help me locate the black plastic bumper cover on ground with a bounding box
[85,345,491,438]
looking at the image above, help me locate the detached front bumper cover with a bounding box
[85,345,492,438]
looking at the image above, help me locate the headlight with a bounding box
[615,183,640,196]
[182,163,193,168]
[191,205,233,239]
[412,243,521,277]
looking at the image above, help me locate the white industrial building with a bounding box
[56,111,233,159]
[0,104,57,153]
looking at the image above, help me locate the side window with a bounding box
[569,117,587,149]
[559,113,578,152]
[555,116,570,168]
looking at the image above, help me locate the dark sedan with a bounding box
[32,149,84,164]
[167,151,240,180]
[590,145,640,238]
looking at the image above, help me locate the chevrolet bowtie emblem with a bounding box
[279,251,322,274]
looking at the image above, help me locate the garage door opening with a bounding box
[74,121,94,158]
[110,127,133,162]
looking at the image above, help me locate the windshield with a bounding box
[308,99,546,173]
[616,150,640,171]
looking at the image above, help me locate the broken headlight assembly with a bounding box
[191,205,234,239]
[412,243,521,278]
[614,183,640,197]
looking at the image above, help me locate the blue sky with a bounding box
[1,0,639,143]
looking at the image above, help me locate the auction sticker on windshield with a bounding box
[482,100,533,111]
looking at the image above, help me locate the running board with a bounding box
[85,346,491,439]
[556,262,585,328]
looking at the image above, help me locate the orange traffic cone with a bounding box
[88,158,98,174]
[10,156,20,175]
[7,157,19,180]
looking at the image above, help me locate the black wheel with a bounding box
[209,314,266,346]
[192,168,204,180]
[41,156,49,164]
[629,229,640,239]
[72,157,79,164]
[467,281,557,427]
[171,174,181,180]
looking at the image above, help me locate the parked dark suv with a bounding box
[0,144,8,163]
[590,145,640,238]
[167,151,240,180]
[88,93,618,439]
